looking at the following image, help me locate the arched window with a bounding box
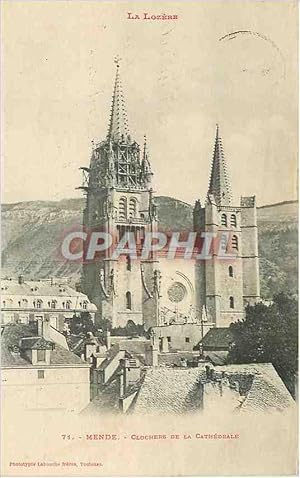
[229,266,234,277]
[221,213,227,226]
[119,197,127,220]
[36,299,43,309]
[229,296,234,309]
[22,299,28,308]
[126,255,131,271]
[83,301,87,310]
[232,235,238,250]
[51,300,57,309]
[230,214,237,227]
[129,198,137,218]
[66,300,72,310]
[126,291,132,310]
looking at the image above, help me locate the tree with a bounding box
[227,293,298,397]
[68,312,97,336]
[111,320,146,337]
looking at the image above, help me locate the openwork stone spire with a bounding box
[107,57,130,142]
[207,124,232,206]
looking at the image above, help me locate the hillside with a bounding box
[1,197,297,299]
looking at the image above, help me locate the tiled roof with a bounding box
[110,337,150,356]
[134,368,206,414]
[204,351,228,365]
[20,336,54,350]
[133,363,294,415]
[81,370,122,415]
[82,382,121,415]
[201,327,234,349]
[1,279,88,298]
[67,333,105,356]
[1,323,89,367]
[215,363,295,413]
[158,351,200,366]
[97,344,120,371]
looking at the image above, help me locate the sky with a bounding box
[2,0,298,206]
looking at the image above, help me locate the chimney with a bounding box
[118,370,126,398]
[180,358,187,368]
[106,330,111,349]
[85,343,97,361]
[150,345,158,367]
[161,336,169,353]
[18,275,24,285]
[37,318,51,340]
[205,364,216,380]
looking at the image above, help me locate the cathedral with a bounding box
[80,62,260,332]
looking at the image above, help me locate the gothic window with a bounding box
[129,198,137,218]
[232,235,238,250]
[230,214,237,227]
[220,234,228,251]
[126,255,131,271]
[50,300,57,309]
[229,296,234,309]
[126,291,132,310]
[119,197,127,219]
[229,266,234,277]
[36,299,43,309]
[221,213,227,226]
[83,301,87,310]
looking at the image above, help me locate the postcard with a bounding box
[1,1,298,476]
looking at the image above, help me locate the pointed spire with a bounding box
[107,57,130,142]
[142,134,148,165]
[207,124,232,206]
[142,134,152,182]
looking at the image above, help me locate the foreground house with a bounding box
[1,320,90,413]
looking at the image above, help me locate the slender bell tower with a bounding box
[81,59,161,329]
[194,125,260,327]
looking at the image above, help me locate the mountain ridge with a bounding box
[1,196,297,299]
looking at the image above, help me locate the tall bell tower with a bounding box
[194,125,260,327]
[80,59,161,329]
